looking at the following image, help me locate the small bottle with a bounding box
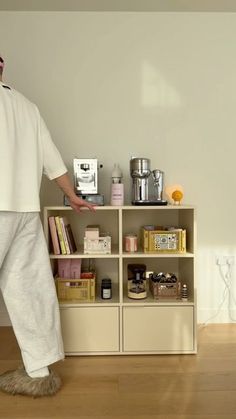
[181,284,188,301]
[101,278,112,299]
[110,164,124,206]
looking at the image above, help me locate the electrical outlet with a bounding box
[216,256,235,266]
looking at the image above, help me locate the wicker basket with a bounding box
[149,280,181,299]
[56,276,95,302]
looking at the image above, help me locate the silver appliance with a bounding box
[73,158,98,195]
[130,158,151,203]
[152,169,165,202]
[130,158,167,205]
[72,158,105,205]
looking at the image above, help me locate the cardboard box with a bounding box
[85,225,100,239]
[84,236,111,254]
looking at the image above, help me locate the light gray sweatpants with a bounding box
[0,212,64,373]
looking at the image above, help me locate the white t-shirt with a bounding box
[0,81,67,212]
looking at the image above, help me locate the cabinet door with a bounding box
[60,307,119,353]
[123,306,194,352]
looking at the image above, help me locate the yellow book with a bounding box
[59,217,71,255]
[55,216,66,255]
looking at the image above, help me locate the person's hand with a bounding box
[54,173,96,212]
[68,195,96,213]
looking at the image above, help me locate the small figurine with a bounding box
[172,190,183,205]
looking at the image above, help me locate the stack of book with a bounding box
[48,216,77,255]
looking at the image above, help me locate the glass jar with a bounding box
[101,278,112,299]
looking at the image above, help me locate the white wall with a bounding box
[0,11,236,325]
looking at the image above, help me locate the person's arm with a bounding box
[38,114,95,213]
[54,172,96,212]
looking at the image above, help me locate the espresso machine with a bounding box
[74,158,98,194]
[68,158,104,205]
[130,158,167,205]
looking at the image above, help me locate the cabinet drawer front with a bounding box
[60,307,119,352]
[123,306,194,352]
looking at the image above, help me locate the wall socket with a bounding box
[216,256,235,266]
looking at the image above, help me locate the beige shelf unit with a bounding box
[44,205,196,355]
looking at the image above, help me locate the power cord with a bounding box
[201,258,236,326]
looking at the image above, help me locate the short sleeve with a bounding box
[40,116,67,180]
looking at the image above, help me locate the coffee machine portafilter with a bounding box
[152,169,167,204]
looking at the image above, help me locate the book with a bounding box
[65,223,77,253]
[55,216,67,255]
[59,217,71,255]
[48,216,60,255]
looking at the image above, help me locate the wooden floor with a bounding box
[1,325,236,418]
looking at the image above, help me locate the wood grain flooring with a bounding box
[1,324,236,418]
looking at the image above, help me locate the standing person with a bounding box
[0,55,95,397]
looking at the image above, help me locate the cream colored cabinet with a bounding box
[60,307,119,353]
[123,306,194,352]
[44,205,196,355]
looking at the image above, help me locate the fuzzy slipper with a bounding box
[0,367,62,397]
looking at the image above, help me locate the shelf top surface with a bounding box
[50,251,194,259]
[44,204,195,211]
